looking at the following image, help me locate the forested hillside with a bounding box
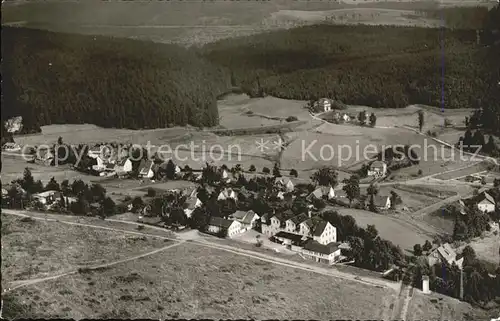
[201,22,499,110]
[2,27,230,133]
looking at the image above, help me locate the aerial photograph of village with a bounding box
[1,0,499,319]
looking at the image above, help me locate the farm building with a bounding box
[476,192,496,213]
[301,240,342,265]
[273,231,311,251]
[427,243,463,270]
[114,158,133,175]
[228,210,260,231]
[138,160,154,179]
[368,161,387,178]
[274,177,295,192]
[32,190,61,205]
[184,197,202,218]
[307,186,335,201]
[217,188,237,201]
[206,216,242,238]
[317,98,332,112]
[372,195,391,210]
[262,211,337,245]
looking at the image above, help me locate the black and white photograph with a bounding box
[1,0,499,320]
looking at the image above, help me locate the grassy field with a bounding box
[1,155,103,186]
[407,291,495,321]
[459,229,500,265]
[335,207,432,251]
[433,161,491,180]
[2,241,393,319]
[0,213,170,286]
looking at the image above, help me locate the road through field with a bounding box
[2,209,399,295]
[4,239,184,294]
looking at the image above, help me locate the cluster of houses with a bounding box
[204,206,346,265]
[260,209,345,264]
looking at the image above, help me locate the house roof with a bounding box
[185,197,200,208]
[309,188,324,199]
[33,190,60,198]
[229,210,247,220]
[335,190,347,198]
[370,161,386,169]
[289,213,309,225]
[373,195,390,207]
[312,220,329,237]
[478,192,495,205]
[139,160,154,173]
[208,216,236,229]
[274,231,310,245]
[318,98,331,105]
[303,240,340,255]
[430,243,461,267]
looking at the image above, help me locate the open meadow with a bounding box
[2,241,393,319]
[1,155,102,186]
[0,213,171,287]
[407,291,496,321]
[334,207,433,252]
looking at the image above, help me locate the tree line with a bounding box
[2,27,230,133]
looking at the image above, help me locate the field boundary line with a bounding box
[4,241,184,294]
[194,238,399,291]
[1,209,178,241]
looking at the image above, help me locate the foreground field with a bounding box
[0,213,170,287]
[407,291,496,321]
[3,242,393,319]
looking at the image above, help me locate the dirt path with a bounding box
[1,209,177,241]
[2,209,399,294]
[4,241,184,294]
[193,237,400,291]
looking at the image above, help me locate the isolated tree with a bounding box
[61,179,70,195]
[342,175,360,206]
[413,244,423,256]
[272,163,281,177]
[101,197,116,217]
[90,183,106,202]
[71,179,87,197]
[189,207,210,230]
[472,130,485,150]
[290,169,298,178]
[131,196,144,213]
[147,187,156,197]
[390,190,402,208]
[184,165,192,173]
[262,167,270,174]
[45,177,60,191]
[418,110,425,132]
[249,164,256,172]
[57,136,63,145]
[369,113,377,127]
[463,129,473,150]
[484,135,496,155]
[20,168,35,193]
[367,183,379,197]
[368,195,378,213]
[166,159,176,179]
[33,180,44,194]
[423,240,432,252]
[358,111,367,125]
[462,245,477,266]
[311,167,338,187]
[465,116,469,126]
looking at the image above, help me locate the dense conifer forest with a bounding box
[1,27,229,133]
[201,22,499,111]
[2,6,498,134]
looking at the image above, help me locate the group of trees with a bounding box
[2,26,229,133]
[357,111,377,127]
[409,245,500,305]
[321,210,404,271]
[4,168,116,217]
[459,122,499,156]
